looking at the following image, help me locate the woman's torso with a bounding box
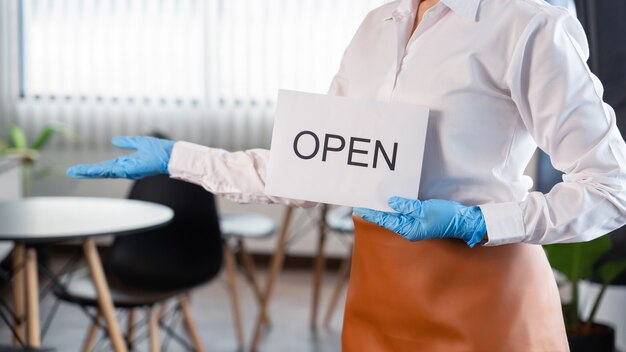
[337,1,570,351]
[332,0,552,205]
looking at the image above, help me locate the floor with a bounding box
[0,253,347,352]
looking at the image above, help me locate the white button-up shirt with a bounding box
[168,0,626,246]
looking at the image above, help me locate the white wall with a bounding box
[0,159,20,261]
[0,159,21,199]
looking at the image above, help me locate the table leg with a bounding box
[310,204,329,332]
[223,243,244,349]
[11,244,26,345]
[25,247,41,348]
[82,239,127,352]
[250,206,293,350]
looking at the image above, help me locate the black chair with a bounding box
[54,175,223,351]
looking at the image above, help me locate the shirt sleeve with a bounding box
[167,142,316,207]
[480,9,626,245]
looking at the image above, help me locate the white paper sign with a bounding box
[265,90,429,211]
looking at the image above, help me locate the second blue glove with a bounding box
[354,197,487,247]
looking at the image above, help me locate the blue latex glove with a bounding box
[354,197,487,247]
[67,136,175,180]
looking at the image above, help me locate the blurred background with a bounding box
[0,0,625,351]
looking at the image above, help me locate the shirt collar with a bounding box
[385,0,481,22]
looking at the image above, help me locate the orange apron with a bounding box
[342,216,569,351]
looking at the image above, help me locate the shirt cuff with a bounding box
[478,202,526,246]
[167,141,213,180]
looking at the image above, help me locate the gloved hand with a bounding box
[67,136,175,180]
[354,197,487,247]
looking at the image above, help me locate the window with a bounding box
[19,0,384,105]
[1,0,385,149]
[21,0,206,101]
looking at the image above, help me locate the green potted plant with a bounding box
[544,236,626,352]
[0,123,76,195]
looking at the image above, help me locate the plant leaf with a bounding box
[544,236,612,282]
[31,125,57,150]
[9,125,28,150]
[597,259,626,285]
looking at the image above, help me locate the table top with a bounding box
[0,197,173,243]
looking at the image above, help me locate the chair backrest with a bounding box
[107,175,223,291]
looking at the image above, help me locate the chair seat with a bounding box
[326,207,354,233]
[54,268,185,309]
[220,213,276,239]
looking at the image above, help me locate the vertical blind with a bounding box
[22,0,206,101]
[6,0,385,150]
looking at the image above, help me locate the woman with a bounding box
[68,0,626,350]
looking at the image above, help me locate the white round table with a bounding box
[0,197,173,242]
[0,197,173,351]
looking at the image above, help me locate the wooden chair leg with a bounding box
[82,311,101,352]
[238,239,269,325]
[11,244,26,346]
[25,247,41,348]
[224,243,245,349]
[180,295,205,352]
[83,239,127,352]
[157,301,168,320]
[311,205,329,332]
[250,207,293,350]
[126,309,135,349]
[323,246,353,327]
[148,307,160,352]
